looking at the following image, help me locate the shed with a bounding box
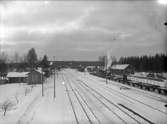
[7,72,29,83]
[110,64,134,75]
[28,69,43,84]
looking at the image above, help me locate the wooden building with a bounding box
[110,64,134,75]
[7,69,44,84]
[7,72,29,83]
[27,69,44,84]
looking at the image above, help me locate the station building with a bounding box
[110,64,134,75]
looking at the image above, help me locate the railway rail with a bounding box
[84,73,167,103]
[75,79,154,124]
[61,70,167,124]
[64,72,154,124]
[81,75,167,115]
[62,76,79,124]
[91,72,167,95]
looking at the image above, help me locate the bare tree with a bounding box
[0,100,14,116]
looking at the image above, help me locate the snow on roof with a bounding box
[7,72,29,78]
[36,68,43,74]
[111,64,129,70]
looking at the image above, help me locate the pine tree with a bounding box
[27,48,38,68]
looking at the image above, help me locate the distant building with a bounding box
[110,64,134,75]
[7,72,29,83]
[27,69,44,84]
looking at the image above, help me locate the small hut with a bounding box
[27,69,43,84]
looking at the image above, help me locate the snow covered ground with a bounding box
[0,69,167,124]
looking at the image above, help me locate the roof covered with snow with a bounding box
[7,72,29,78]
[29,68,44,74]
[111,64,129,70]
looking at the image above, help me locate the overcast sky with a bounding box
[0,0,167,61]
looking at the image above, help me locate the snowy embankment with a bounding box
[0,83,42,124]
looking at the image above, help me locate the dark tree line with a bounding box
[1,48,50,77]
[118,53,167,72]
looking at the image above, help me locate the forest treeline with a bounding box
[0,48,50,76]
[118,53,167,72]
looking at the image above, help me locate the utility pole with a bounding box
[53,56,56,99]
[105,56,108,84]
[106,69,108,84]
[42,72,44,96]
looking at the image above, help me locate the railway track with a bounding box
[66,74,128,124]
[87,73,167,101]
[67,79,93,124]
[103,84,167,115]
[75,79,154,124]
[62,70,167,124]
[81,74,167,115]
[63,74,99,124]
[64,73,130,124]
[62,75,79,124]
[64,72,154,124]
[75,89,102,124]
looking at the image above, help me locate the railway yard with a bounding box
[1,0,167,123]
[1,69,167,124]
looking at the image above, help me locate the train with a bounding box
[127,75,167,93]
[91,69,167,95]
[108,73,167,95]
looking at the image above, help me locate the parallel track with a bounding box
[67,73,147,124]
[82,74,167,115]
[66,72,155,124]
[77,79,153,124]
[62,76,79,124]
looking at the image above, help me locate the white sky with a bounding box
[0,0,167,60]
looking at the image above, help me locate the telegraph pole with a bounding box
[53,56,56,99]
[106,69,108,84]
[42,72,44,96]
[105,56,108,84]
